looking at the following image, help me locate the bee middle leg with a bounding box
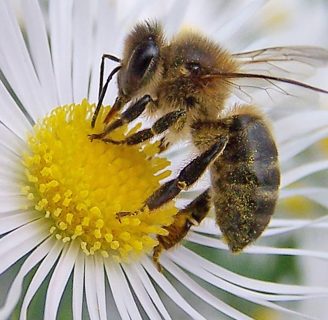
[145,137,227,210]
[117,137,227,219]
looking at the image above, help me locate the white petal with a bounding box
[160,255,252,320]
[188,231,328,261]
[280,187,328,209]
[274,111,328,144]
[72,0,96,103]
[21,0,59,109]
[123,264,163,320]
[44,241,79,320]
[177,246,328,296]
[19,239,64,320]
[211,0,268,45]
[191,217,222,235]
[0,218,50,274]
[88,0,119,104]
[280,187,328,200]
[118,0,153,33]
[0,0,46,119]
[0,82,32,139]
[162,0,189,37]
[188,231,226,249]
[0,143,24,173]
[72,253,84,320]
[48,0,74,105]
[245,244,328,261]
[0,180,22,197]
[104,260,138,320]
[0,121,27,155]
[0,237,54,319]
[142,257,207,320]
[131,262,171,320]
[1,146,24,165]
[263,217,328,237]
[85,256,100,320]
[0,210,42,235]
[0,195,29,213]
[169,249,323,318]
[169,248,303,301]
[94,255,107,320]
[194,215,328,238]
[0,166,22,182]
[281,161,328,188]
[270,218,328,229]
[279,126,328,162]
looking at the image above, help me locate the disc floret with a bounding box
[22,100,177,262]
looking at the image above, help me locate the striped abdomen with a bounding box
[210,112,280,252]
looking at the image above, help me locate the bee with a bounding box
[89,21,328,270]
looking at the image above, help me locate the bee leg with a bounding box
[153,189,211,271]
[152,244,163,272]
[101,109,186,146]
[158,137,170,153]
[89,94,153,140]
[91,65,121,128]
[91,54,121,128]
[98,54,121,100]
[145,138,227,210]
[181,188,212,224]
[115,139,226,220]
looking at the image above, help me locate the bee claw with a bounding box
[116,211,137,221]
[102,138,122,145]
[187,217,199,226]
[88,134,121,145]
[88,133,105,141]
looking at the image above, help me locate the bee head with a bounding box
[118,21,164,98]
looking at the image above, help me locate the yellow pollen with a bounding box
[22,100,177,262]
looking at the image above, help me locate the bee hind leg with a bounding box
[153,188,212,271]
[152,244,164,272]
[180,188,212,224]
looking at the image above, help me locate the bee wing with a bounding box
[224,46,328,105]
[233,46,328,77]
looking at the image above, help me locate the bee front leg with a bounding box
[97,54,121,101]
[101,109,186,146]
[89,94,153,141]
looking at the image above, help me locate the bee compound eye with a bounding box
[129,40,159,80]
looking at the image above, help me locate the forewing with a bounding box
[233,46,328,77]
[228,46,328,105]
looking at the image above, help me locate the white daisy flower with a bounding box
[1,1,328,319]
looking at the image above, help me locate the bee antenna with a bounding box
[91,65,121,128]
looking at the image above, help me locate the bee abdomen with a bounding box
[210,112,280,252]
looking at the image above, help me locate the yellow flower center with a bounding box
[21,100,177,262]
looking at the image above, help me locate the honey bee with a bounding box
[89,21,328,270]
